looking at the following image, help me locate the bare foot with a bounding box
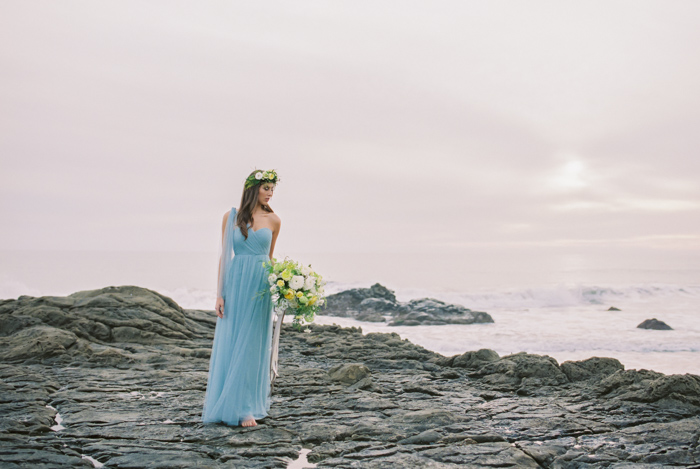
[241,417,257,427]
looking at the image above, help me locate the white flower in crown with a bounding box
[301,265,312,275]
[304,276,315,290]
[255,171,263,180]
[268,273,277,284]
[289,275,304,290]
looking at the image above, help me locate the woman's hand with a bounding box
[215,297,225,318]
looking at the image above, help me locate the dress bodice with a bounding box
[231,208,272,256]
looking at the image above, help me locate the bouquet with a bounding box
[259,256,326,329]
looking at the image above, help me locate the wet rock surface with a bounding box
[1,286,699,468]
[322,283,494,326]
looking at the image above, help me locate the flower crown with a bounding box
[244,169,279,190]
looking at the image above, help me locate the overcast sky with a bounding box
[2,1,699,264]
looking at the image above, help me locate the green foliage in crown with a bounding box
[244,169,279,190]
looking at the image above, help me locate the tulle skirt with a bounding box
[201,253,274,425]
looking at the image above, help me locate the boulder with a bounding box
[322,283,494,326]
[597,368,665,397]
[628,374,700,406]
[473,352,569,389]
[321,283,398,318]
[328,363,371,385]
[560,357,625,382]
[437,348,500,369]
[389,298,494,326]
[597,369,700,407]
[0,325,79,362]
[0,286,211,348]
[637,318,673,330]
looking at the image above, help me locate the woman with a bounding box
[201,169,281,427]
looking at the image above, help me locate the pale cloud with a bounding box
[550,199,699,213]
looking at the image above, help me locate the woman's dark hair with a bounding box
[236,169,275,239]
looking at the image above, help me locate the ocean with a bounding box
[1,249,698,376]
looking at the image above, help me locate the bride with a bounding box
[201,169,281,427]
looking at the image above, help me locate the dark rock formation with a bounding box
[607,306,621,311]
[388,297,494,326]
[437,348,500,369]
[560,356,625,382]
[637,318,673,330]
[322,283,494,326]
[1,286,699,468]
[322,283,397,318]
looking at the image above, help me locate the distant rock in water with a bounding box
[607,306,621,311]
[637,318,673,330]
[321,283,494,326]
[388,298,494,326]
[322,283,396,322]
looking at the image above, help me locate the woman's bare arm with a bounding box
[215,211,229,318]
[268,214,281,262]
[217,211,229,296]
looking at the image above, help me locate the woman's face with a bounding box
[258,183,275,205]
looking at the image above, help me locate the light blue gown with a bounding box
[202,207,274,425]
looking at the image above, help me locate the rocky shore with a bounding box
[1,286,700,468]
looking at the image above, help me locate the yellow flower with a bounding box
[309,296,317,306]
[276,279,285,287]
[281,269,292,281]
[296,291,303,298]
[284,290,295,300]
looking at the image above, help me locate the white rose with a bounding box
[289,275,304,290]
[255,171,263,180]
[269,285,277,293]
[304,276,315,290]
[301,265,312,275]
[268,273,277,284]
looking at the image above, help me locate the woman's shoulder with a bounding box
[267,212,281,230]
